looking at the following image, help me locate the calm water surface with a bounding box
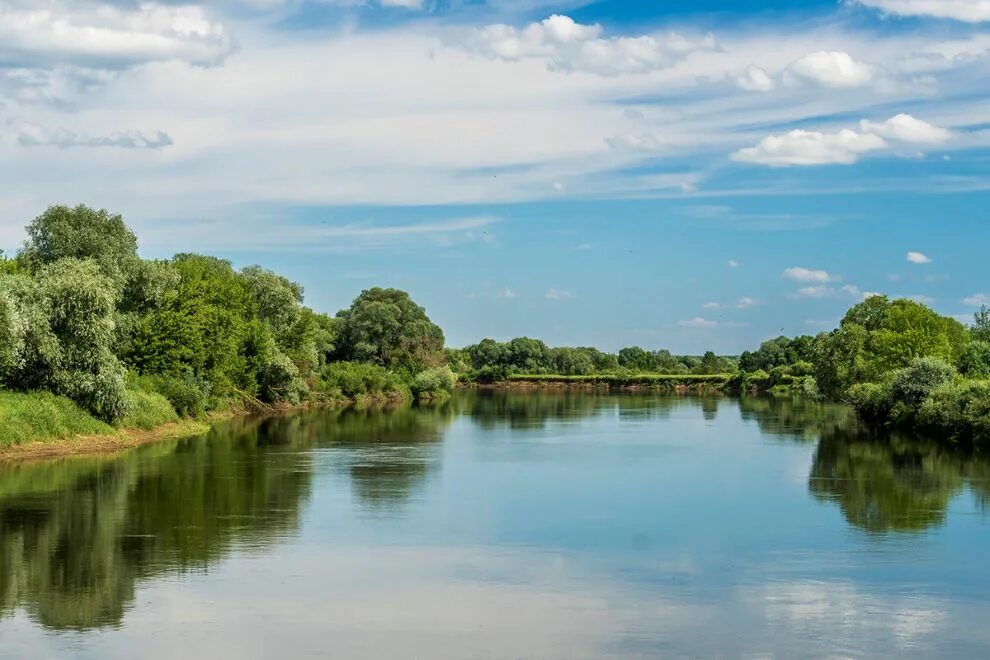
[1,392,988,658]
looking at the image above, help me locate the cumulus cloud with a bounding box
[16,122,173,149]
[906,251,932,263]
[679,317,718,328]
[783,267,838,283]
[734,114,951,166]
[736,297,759,308]
[545,287,575,300]
[736,64,775,92]
[734,129,886,166]
[786,51,874,88]
[496,288,517,299]
[852,0,990,23]
[457,14,716,76]
[860,114,952,143]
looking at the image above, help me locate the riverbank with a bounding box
[472,373,737,393]
[0,390,395,463]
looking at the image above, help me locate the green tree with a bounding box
[974,306,990,343]
[336,288,445,373]
[20,205,138,285]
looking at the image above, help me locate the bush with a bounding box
[411,367,457,400]
[743,369,771,391]
[317,361,407,399]
[136,374,209,418]
[846,381,893,420]
[258,350,305,404]
[917,380,990,445]
[960,341,990,379]
[889,357,956,407]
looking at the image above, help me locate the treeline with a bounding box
[447,338,737,382]
[0,205,455,437]
[739,297,990,445]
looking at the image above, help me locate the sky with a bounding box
[1,0,988,353]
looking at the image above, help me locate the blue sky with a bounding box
[1,0,988,352]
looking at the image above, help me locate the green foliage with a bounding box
[889,358,957,407]
[317,361,407,399]
[20,205,138,286]
[846,381,893,421]
[814,297,967,396]
[117,387,180,430]
[960,341,990,379]
[0,390,112,447]
[740,335,815,372]
[411,367,457,400]
[133,374,209,418]
[973,306,990,343]
[38,259,129,422]
[917,380,990,445]
[743,369,771,390]
[336,288,445,374]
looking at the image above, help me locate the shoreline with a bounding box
[0,399,339,464]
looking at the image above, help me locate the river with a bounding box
[0,391,988,658]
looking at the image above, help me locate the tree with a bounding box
[20,205,138,285]
[974,306,990,343]
[38,259,129,421]
[336,288,444,374]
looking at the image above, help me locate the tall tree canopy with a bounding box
[335,288,445,374]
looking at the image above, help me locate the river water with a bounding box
[0,391,988,658]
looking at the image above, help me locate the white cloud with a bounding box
[734,128,886,166]
[736,296,759,308]
[702,301,722,309]
[783,267,838,283]
[545,287,574,300]
[906,251,932,264]
[678,317,718,328]
[734,114,951,167]
[736,64,775,92]
[787,51,874,88]
[496,288,517,299]
[963,293,990,306]
[458,14,716,76]
[860,114,952,143]
[902,294,935,304]
[0,3,233,70]
[793,284,876,300]
[17,122,173,150]
[853,0,990,23]
[727,260,739,268]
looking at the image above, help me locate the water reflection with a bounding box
[0,392,987,642]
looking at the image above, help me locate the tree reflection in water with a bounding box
[0,392,986,633]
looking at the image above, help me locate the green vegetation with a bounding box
[0,205,448,448]
[0,391,112,447]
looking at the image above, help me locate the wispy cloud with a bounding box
[496,288,517,299]
[17,123,173,150]
[545,287,575,300]
[679,317,718,328]
[963,293,989,306]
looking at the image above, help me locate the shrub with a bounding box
[743,369,771,391]
[259,349,305,404]
[318,361,406,399]
[960,341,990,379]
[917,380,990,445]
[889,357,956,407]
[136,374,209,418]
[411,367,457,400]
[846,381,893,421]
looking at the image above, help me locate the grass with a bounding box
[0,391,113,448]
[506,373,734,384]
[117,388,180,430]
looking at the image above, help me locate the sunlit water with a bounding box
[1,392,988,659]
